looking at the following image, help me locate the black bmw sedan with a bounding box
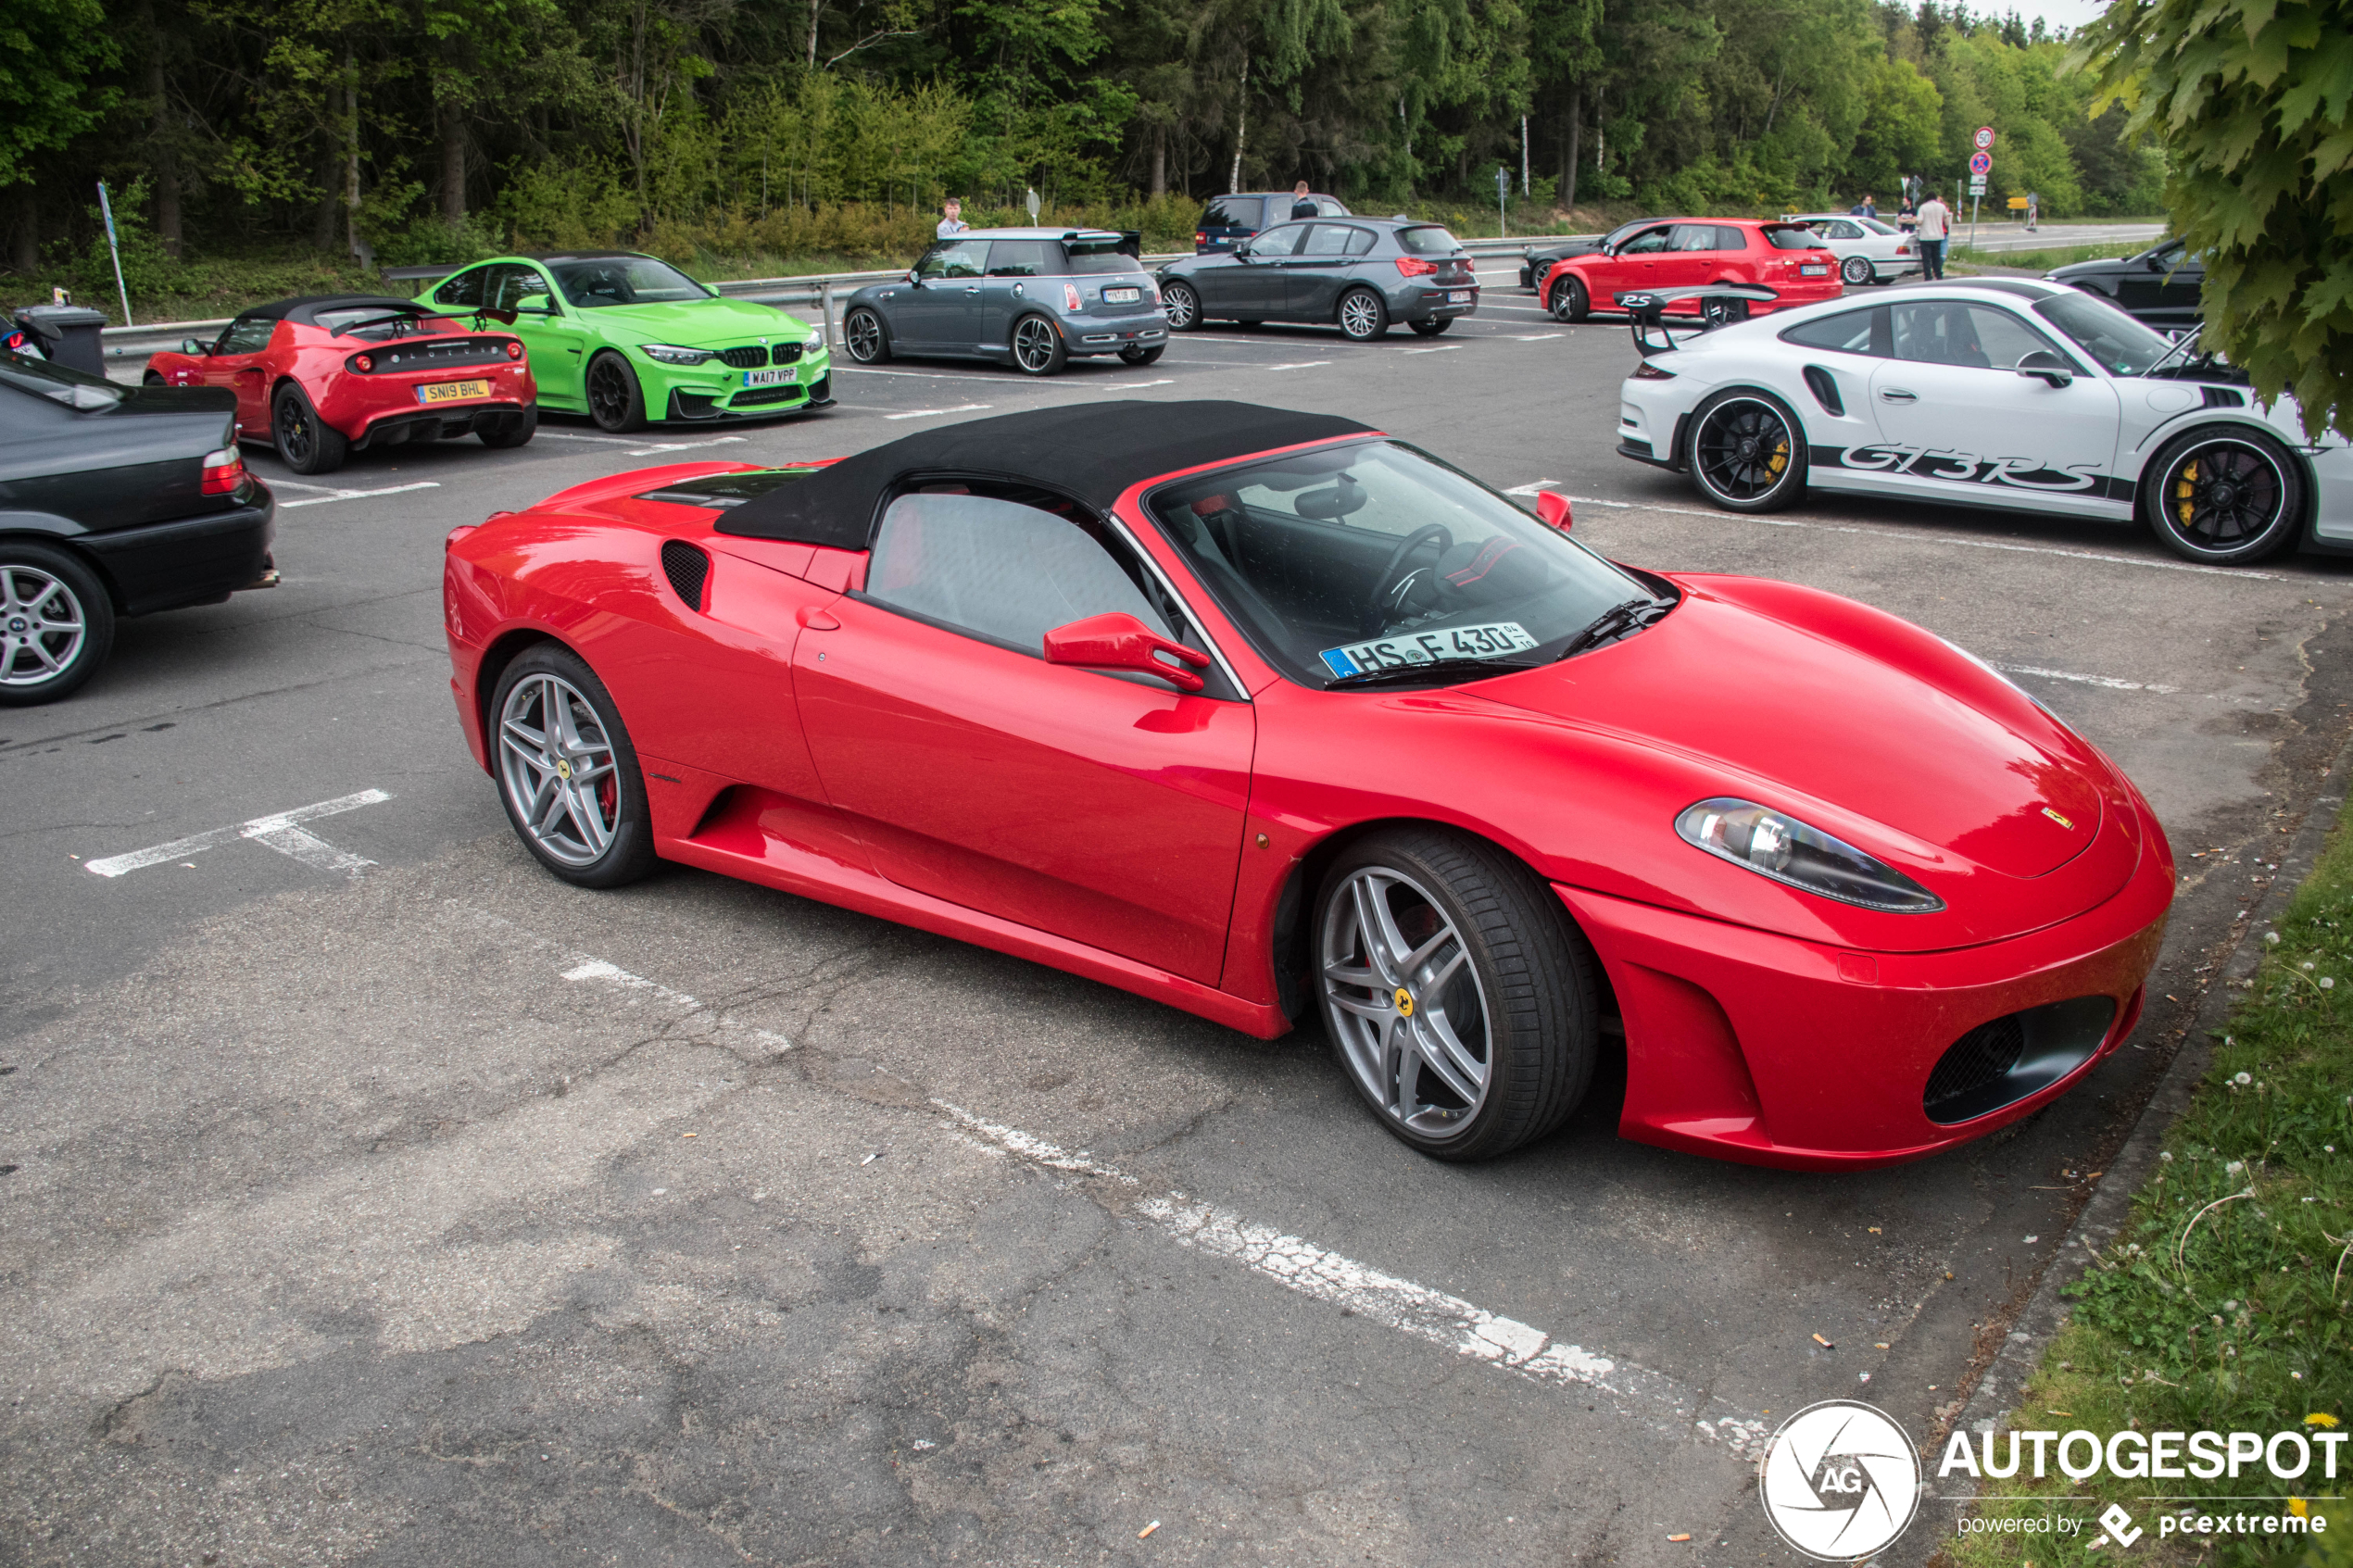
[1156,218,1478,342]
[1,349,277,704]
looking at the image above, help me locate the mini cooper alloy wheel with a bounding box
[1012,315,1065,374]
[1320,862,1493,1141]
[497,671,623,868]
[845,308,888,363]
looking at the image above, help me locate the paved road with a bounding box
[7,280,2347,1567]
[1954,221,2167,255]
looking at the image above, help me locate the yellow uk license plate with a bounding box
[419,379,492,404]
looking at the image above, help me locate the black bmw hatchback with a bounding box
[1157,218,1478,342]
[0,350,277,704]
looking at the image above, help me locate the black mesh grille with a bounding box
[731,387,800,407]
[717,345,768,369]
[660,540,709,610]
[772,342,804,365]
[1924,1015,2029,1116]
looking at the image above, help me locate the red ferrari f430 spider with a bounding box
[147,295,536,475]
[442,401,2172,1168]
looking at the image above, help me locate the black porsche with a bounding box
[2045,236,2205,332]
[0,349,277,705]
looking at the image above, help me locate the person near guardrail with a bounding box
[937,198,969,238]
[1915,190,1952,279]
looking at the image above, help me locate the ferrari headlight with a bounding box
[1675,797,1943,912]
[641,344,714,365]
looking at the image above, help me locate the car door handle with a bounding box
[963,285,980,295]
[797,605,840,631]
[1879,388,1919,403]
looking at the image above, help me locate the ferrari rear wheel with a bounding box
[1011,313,1067,375]
[1316,828,1597,1161]
[1162,282,1201,332]
[271,383,349,475]
[491,646,656,888]
[1687,389,1806,513]
[844,307,891,364]
[0,543,114,707]
[479,405,538,448]
[1549,276,1589,323]
[1841,255,1874,286]
[2143,426,2305,565]
[586,352,648,433]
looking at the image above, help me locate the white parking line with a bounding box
[1402,344,1464,355]
[835,366,986,379]
[276,482,441,510]
[626,435,750,457]
[86,788,392,878]
[1265,361,1332,371]
[530,432,750,456]
[1513,332,1566,342]
[940,1103,1769,1451]
[884,402,993,421]
[1997,663,2183,695]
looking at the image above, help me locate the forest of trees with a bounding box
[0,0,2164,291]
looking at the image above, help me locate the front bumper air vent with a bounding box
[1922,996,2117,1123]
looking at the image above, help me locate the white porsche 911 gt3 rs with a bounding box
[1615,277,2353,565]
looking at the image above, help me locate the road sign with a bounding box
[1969,150,1993,176]
[1969,178,1988,194]
[1974,126,1996,150]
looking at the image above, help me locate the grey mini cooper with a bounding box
[840,229,1168,376]
[1156,218,1479,341]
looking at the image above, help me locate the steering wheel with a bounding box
[1360,524,1453,636]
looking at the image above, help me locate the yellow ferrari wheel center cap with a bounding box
[1394,987,1415,1017]
[556,759,573,779]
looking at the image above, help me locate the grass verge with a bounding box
[1949,241,2155,274]
[1946,805,2353,1568]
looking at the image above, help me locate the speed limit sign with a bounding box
[1974,125,1996,150]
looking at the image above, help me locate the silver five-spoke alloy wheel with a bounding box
[1320,863,1492,1140]
[0,564,87,689]
[497,671,622,868]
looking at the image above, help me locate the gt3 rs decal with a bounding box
[1806,444,2137,501]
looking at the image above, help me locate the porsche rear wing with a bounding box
[1615,284,1780,358]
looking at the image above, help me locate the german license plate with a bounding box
[419,379,491,404]
[1318,621,1539,679]
[1102,286,1142,305]
[1447,290,1473,304]
[1801,263,1831,276]
[743,368,794,386]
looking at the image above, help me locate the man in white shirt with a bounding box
[937,198,968,238]
[1915,190,1952,280]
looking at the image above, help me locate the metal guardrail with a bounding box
[98,236,1538,365]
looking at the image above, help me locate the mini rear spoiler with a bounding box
[1615,284,1780,358]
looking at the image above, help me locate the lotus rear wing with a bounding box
[1616,284,1780,358]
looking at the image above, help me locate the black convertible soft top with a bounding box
[237,295,436,326]
[715,400,1378,549]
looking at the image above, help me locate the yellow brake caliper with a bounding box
[1768,438,1789,475]
[2175,458,2198,525]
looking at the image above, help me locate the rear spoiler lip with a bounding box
[1616,284,1780,358]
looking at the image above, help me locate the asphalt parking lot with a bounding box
[7,267,2351,1567]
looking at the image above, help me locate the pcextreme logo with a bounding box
[1758,1400,1923,1560]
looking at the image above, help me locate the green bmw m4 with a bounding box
[422,253,833,432]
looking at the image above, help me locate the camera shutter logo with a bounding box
[1759,1399,1922,1560]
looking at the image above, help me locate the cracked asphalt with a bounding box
[6,289,2353,1565]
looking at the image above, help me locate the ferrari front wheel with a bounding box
[1316,829,1598,1162]
[1687,389,1806,513]
[492,646,656,888]
[585,352,648,433]
[2142,426,2305,565]
[272,383,349,475]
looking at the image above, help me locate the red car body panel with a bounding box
[148,305,535,448]
[1540,218,1843,318]
[445,437,2173,1171]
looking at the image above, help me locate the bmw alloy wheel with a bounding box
[1320,863,1492,1141]
[0,563,86,690]
[497,671,622,868]
[1338,289,1387,341]
[1162,281,1199,331]
[1842,255,1873,285]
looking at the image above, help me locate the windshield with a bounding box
[549,257,711,308]
[0,347,125,408]
[2033,290,2177,376]
[1147,440,1653,688]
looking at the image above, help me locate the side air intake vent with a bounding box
[1801,365,1844,417]
[1922,995,2117,1123]
[661,540,710,611]
[2202,385,2246,409]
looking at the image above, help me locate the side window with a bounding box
[864,490,1179,664]
[1343,227,1376,257]
[1780,306,1887,356]
[1714,225,1752,251]
[1829,221,1863,240]
[1315,197,1351,217]
[1964,305,2073,371]
[988,240,1055,276]
[1619,226,1675,256]
[219,316,276,355]
[1247,224,1306,257]
[1669,224,1719,253]
[917,240,991,280]
[485,264,555,313]
[434,267,485,309]
[1201,199,1243,230]
[1891,302,2066,370]
[1298,224,1359,257]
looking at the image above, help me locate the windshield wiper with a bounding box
[1554,596,1675,659]
[1325,655,1541,690]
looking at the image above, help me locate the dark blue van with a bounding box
[1195,192,1352,253]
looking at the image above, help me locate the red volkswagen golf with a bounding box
[1539,219,1843,323]
[146,295,536,475]
[441,402,2171,1169]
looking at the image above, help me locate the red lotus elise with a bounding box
[442,401,2172,1168]
[146,295,536,475]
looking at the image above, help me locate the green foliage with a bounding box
[2073,0,2353,441]
[0,0,119,186]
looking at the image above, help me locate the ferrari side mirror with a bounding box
[2016,349,2074,388]
[1536,490,1573,532]
[1042,612,1211,694]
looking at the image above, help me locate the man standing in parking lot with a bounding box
[1916,188,1952,279]
[1290,182,1316,220]
[937,198,968,238]
[1850,194,1877,218]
